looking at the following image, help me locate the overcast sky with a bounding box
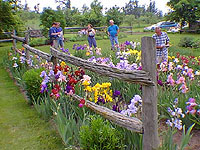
[21,0,170,14]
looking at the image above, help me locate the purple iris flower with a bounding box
[124,41,131,45]
[108,62,115,68]
[88,56,96,61]
[157,80,163,86]
[40,83,47,93]
[48,70,54,77]
[65,85,73,93]
[72,44,77,49]
[40,71,47,78]
[102,58,110,63]
[112,105,117,111]
[113,90,121,97]
[76,46,81,50]
[97,97,105,104]
[137,66,142,70]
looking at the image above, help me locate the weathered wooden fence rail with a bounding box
[0,39,13,42]
[50,47,154,86]
[11,32,159,150]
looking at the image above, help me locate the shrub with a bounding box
[69,35,87,42]
[22,68,44,104]
[29,37,46,47]
[79,116,125,150]
[179,37,194,48]
[192,39,200,48]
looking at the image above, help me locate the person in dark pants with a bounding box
[56,22,64,49]
[49,22,60,48]
[86,24,97,49]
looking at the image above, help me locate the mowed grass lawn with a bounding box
[34,32,200,57]
[0,43,65,150]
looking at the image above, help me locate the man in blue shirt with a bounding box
[49,22,60,48]
[107,20,119,50]
[152,27,170,64]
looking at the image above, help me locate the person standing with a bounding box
[56,22,64,49]
[86,24,97,49]
[107,20,119,50]
[49,22,60,48]
[152,27,170,64]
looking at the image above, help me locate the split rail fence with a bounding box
[8,30,159,150]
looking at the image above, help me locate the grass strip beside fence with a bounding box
[0,43,65,150]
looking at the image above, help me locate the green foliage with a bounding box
[40,7,66,37]
[160,127,178,150]
[33,95,53,121]
[68,35,87,42]
[17,10,41,29]
[0,0,20,34]
[166,0,200,27]
[123,15,136,26]
[160,124,195,150]
[29,37,47,47]
[179,124,195,150]
[178,37,200,48]
[80,116,125,150]
[52,95,89,147]
[105,5,124,26]
[64,0,106,27]
[179,37,194,48]
[22,68,44,104]
[123,0,145,18]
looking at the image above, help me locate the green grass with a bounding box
[0,43,65,150]
[34,32,200,57]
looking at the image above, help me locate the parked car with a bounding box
[144,21,179,31]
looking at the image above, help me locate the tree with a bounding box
[105,5,124,26]
[167,0,200,28]
[123,15,136,26]
[55,0,71,9]
[146,0,157,14]
[3,0,22,11]
[81,4,89,14]
[40,7,66,37]
[123,0,145,18]
[0,0,20,33]
[65,7,83,26]
[87,0,105,26]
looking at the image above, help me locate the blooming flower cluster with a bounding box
[81,76,113,103]
[73,44,87,50]
[120,95,142,117]
[87,56,142,71]
[115,41,140,51]
[60,48,70,55]
[40,61,85,100]
[186,98,200,115]
[157,54,200,93]
[166,98,185,130]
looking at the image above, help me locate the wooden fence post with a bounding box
[25,28,30,60]
[141,37,159,150]
[50,47,57,69]
[12,30,16,53]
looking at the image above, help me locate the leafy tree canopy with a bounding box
[40,7,66,37]
[167,0,200,27]
[0,0,20,33]
[105,5,124,26]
